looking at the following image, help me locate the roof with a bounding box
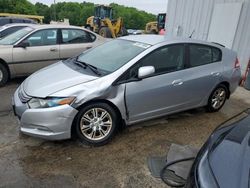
[27,24,87,30]
[120,35,166,45]
[120,34,225,49]
[0,13,44,23]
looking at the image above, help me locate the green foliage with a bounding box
[34,2,50,23]
[111,3,156,29]
[0,0,157,29]
[0,0,36,14]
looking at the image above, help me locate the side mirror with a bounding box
[15,41,30,48]
[138,66,155,79]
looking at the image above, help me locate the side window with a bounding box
[62,29,92,44]
[189,44,222,67]
[12,18,23,23]
[120,44,185,81]
[212,47,222,62]
[0,18,11,26]
[26,29,57,46]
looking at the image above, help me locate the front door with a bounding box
[123,44,191,123]
[12,29,60,76]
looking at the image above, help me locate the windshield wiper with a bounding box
[75,58,101,76]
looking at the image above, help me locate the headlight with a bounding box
[28,97,75,109]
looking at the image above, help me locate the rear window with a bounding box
[212,47,222,62]
[189,44,222,67]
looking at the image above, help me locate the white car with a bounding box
[0,24,106,86]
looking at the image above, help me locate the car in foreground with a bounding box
[0,24,106,86]
[13,35,241,146]
[185,109,250,188]
[0,23,34,39]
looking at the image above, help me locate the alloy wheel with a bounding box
[211,88,226,110]
[80,108,113,141]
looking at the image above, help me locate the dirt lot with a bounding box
[0,78,249,188]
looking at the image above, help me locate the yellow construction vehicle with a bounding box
[85,5,127,38]
[0,13,44,23]
[145,13,166,34]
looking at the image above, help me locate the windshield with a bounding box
[77,39,151,74]
[0,26,33,45]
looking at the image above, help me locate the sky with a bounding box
[28,0,168,15]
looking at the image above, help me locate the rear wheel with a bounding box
[120,27,128,36]
[206,84,228,112]
[85,25,93,31]
[99,27,112,38]
[75,103,118,146]
[0,63,8,87]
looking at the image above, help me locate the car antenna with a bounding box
[189,30,195,38]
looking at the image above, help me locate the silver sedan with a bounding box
[13,35,241,146]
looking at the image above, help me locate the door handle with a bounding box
[172,79,183,86]
[211,72,220,76]
[86,46,92,49]
[50,47,58,52]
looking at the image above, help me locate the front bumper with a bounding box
[12,89,78,140]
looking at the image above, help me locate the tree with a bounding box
[0,0,157,29]
[34,2,50,23]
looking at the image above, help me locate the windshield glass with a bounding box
[77,39,151,74]
[0,26,33,45]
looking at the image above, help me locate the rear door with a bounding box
[12,29,60,75]
[59,29,96,60]
[183,44,223,105]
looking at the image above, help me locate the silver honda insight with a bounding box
[13,35,241,146]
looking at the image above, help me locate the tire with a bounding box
[85,25,93,31]
[75,102,119,146]
[120,27,128,36]
[99,27,112,38]
[0,63,9,87]
[206,84,228,112]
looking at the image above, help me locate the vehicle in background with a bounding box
[186,109,250,188]
[127,29,143,35]
[0,23,35,39]
[13,35,241,146]
[0,24,106,86]
[0,13,44,25]
[145,13,166,34]
[85,5,127,38]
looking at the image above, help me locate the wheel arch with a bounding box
[71,99,125,138]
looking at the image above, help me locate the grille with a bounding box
[18,86,31,103]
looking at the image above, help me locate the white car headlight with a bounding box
[28,97,75,109]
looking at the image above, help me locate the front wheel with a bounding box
[75,103,118,146]
[206,85,228,112]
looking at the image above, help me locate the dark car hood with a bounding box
[208,114,250,188]
[23,62,98,98]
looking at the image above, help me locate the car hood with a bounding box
[23,62,98,98]
[208,114,250,188]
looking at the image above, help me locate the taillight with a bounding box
[235,57,240,68]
